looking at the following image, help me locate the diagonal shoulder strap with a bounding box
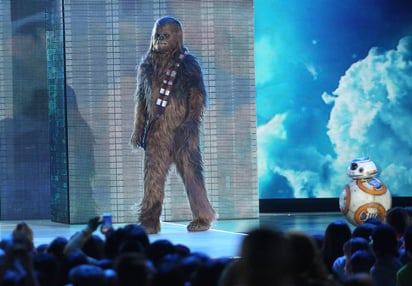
[155,49,188,118]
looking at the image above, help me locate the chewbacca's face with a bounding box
[152,23,180,54]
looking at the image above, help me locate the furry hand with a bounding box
[130,130,143,150]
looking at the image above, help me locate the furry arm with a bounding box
[130,70,149,150]
[179,56,207,132]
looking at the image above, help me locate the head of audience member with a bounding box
[238,227,290,286]
[180,251,210,282]
[47,236,69,259]
[12,222,34,251]
[117,238,146,255]
[322,220,352,272]
[363,218,382,226]
[343,237,370,254]
[151,253,187,286]
[371,224,399,258]
[146,239,178,267]
[403,224,412,259]
[352,223,376,243]
[347,250,375,275]
[36,243,49,254]
[65,249,89,270]
[404,206,412,223]
[95,258,114,270]
[311,233,324,250]
[342,237,371,268]
[82,234,104,260]
[68,264,107,286]
[385,206,410,240]
[122,224,150,249]
[58,249,90,285]
[9,230,34,255]
[114,252,153,286]
[104,224,149,259]
[175,243,191,257]
[286,230,334,285]
[190,257,232,286]
[33,252,59,286]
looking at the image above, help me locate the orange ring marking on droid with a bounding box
[353,203,386,225]
[355,179,387,195]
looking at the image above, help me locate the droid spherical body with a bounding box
[339,157,392,226]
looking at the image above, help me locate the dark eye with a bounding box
[164,33,170,39]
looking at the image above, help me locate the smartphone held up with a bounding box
[100,213,112,234]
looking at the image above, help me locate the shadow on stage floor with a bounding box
[0,212,350,258]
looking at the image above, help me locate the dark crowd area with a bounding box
[1,206,412,286]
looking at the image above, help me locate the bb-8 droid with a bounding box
[339,157,392,226]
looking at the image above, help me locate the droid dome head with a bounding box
[347,157,378,179]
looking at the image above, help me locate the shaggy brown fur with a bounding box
[130,16,216,234]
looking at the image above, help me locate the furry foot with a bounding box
[140,222,160,234]
[187,220,211,232]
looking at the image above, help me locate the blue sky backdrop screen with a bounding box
[255,0,412,199]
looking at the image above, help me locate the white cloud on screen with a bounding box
[325,36,412,195]
[257,113,287,178]
[258,113,334,198]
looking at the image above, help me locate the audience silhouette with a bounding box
[396,224,412,286]
[370,224,403,286]
[347,250,376,276]
[332,237,371,282]
[1,207,412,286]
[286,230,339,286]
[322,220,352,274]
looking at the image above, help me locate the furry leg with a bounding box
[175,145,216,232]
[139,151,171,234]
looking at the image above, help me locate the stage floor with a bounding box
[0,212,351,258]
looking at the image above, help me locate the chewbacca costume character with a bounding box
[130,16,216,234]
